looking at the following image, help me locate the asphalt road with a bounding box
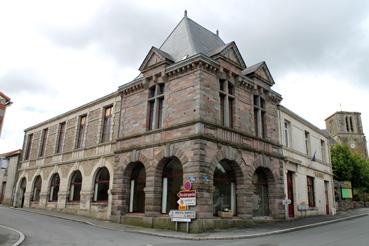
[0,206,369,246]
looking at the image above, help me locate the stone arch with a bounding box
[209,146,248,217]
[30,174,42,202]
[155,156,184,214]
[65,163,85,194]
[251,166,274,217]
[67,170,83,202]
[153,144,189,167]
[90,158,114,194]
[121,161,146,214]
[48,172,61,202]
[15,176,27,208]
[90,159,113,203]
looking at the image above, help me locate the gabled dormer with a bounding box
[139,47,174,72]
[242,61,275,86]
[210,42,246,70]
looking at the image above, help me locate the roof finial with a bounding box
[216,29,219,36]
[184,10,187,17]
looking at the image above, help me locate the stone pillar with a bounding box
[110,166,124,222]
[144,168,161,216]
[80,190,92,210]
[39,192,48,208]
[23,191,31,208]
[57,191,67,209]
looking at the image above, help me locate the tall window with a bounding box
[24,133,33,160]
[307,176,315,207]
[219,80,235,128]
[49,173,60,202]
[69,171,82,202]
[254,95,266,138]
[321,140,326,162]
[55,122,66,154]
[39,128,48,157]
[76,115,87,148]
[32,176,42,202]
[304,131,310,155]
[284,120,291,147]
[93,167,110,202]
[101,106,113,143]
[147,84,164,130]
[349,116,354,132]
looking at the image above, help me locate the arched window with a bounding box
[93,167,110,202]
[161,158,183,213]
[129,163,146,213]
[213,160,236,216]
[49,173,60,202]
[252,168,270,216]
[69,171,82,202]
[32,176,42,202]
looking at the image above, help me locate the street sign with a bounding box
[169,210,196,221]
[184,180,192,191]
[177,190,196,198]
[171,217,191,222]
[180,197,196,206]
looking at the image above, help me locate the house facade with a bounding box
[15,92,120,219]
[278,106,335,218]
[0,149,21,205]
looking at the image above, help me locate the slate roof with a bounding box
[159,14,225,62]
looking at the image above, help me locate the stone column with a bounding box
[144,171,161,217]
[39,192,48,208]
[57,191,67,209]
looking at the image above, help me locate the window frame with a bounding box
[101,105,113,143]
[93,167,110,202]
[75,114,87,149]
[219,79,235,128]
[24,133,33,161]
[55,122,66,154]
[147,84,165,131]
[38,128,48,157]
[254,95,266,138]
[307,176,315,207]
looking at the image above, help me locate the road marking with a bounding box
[0,224,26,246]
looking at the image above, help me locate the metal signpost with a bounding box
[169,180,197,232]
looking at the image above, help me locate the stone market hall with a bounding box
[15,13,291,232]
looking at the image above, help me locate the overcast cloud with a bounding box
[1,0,369,152]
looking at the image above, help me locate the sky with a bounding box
[1,0,369,153]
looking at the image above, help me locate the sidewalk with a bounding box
[13,207,369,240]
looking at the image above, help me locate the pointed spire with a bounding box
[184,10,187,18]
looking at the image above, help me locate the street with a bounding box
[1,206,369,246]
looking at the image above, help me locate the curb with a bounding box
[13,208,368,240]
[0,224,25,246]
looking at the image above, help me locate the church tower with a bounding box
[325,111,368,158]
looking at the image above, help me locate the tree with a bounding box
[331,144,355,181]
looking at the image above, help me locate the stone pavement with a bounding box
[11,207,369,240]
